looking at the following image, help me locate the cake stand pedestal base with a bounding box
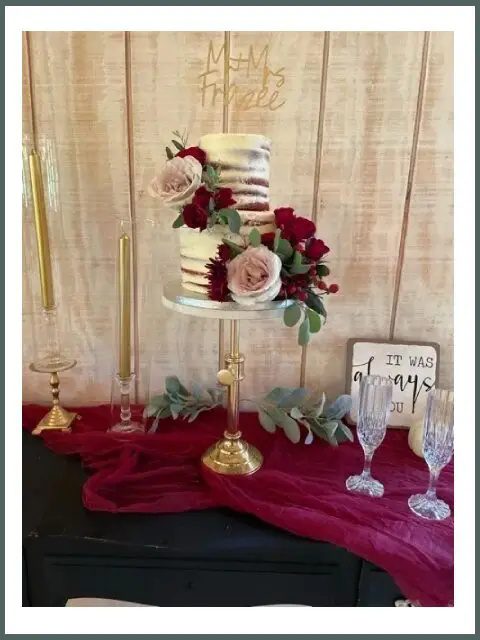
[202,431,263,476]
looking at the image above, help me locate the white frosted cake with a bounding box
[179,133,275,293]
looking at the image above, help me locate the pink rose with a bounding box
[227,246,282,306]
[148,156,203,207]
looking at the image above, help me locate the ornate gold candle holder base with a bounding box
[202,431,263,476]
[29,359,77,435]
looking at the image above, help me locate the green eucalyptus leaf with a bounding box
[276,238,294,260]
[283,303,301,327]
[172,213,184,228]
[293,250,303,266]
[222,238,244,256]
[249,227,261,247]
[165,376,181,395]
[273,228,281,251]
[278,387,309,408]
[166,146,174,160]
[307,308,322,334]
[264,387,295,404]
[170,403,184,419]
[324,395,353,420]
[337,421,354,442]
[171,139,184,151]
[298,315,310,346]
[316,263,330,277]
[289,263,311,275]
[306,291,327,318]
[290,406,304,420]
[258,409,276,433]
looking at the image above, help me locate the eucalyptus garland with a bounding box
[144,377,353,446]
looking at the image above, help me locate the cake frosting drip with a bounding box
[199,134,271,213]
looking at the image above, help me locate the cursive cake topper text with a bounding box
[199,41,286,112]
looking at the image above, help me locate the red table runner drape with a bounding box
[22,404,453,607]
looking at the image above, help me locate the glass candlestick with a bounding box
[110,373,144,434]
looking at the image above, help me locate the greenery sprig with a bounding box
[165,130,188,160]
[256,387,353,445]
[143,376,223,433]
[144,377,352,447]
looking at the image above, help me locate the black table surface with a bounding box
[22,430,403,607]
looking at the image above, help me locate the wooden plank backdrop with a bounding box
[22,31,454,407]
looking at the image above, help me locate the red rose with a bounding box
[305,238,330,261]
[176,146,207,166]
[274,208,316,245]
[261,231,276,249]
[192,185,212,209]
[328,284,339,294]
[289,217,316,245]
[214,187,236,210]
[183,203,208,230]
[274,207,295,230]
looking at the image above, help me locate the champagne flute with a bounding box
[346,375,393,497]
[408,388,454,520]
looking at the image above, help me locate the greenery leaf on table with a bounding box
[256,388,353,446]
[144,376,224,432]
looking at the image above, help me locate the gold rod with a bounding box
[24,31,37,147]
[300,31,331,387]
[389,32,430,339]
[29,150,55,310]
[227,319,240,436]
[218,31,231,371]
[118,232,132,380]
[124,31,140,402]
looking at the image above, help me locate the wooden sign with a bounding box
[346,339,440,428]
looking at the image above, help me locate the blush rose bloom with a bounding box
[227,246,282,306]
[148,156,203,207]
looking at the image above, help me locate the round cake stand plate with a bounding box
[162,280,293,320]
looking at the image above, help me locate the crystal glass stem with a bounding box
[43,307,61,360]
[362,449,374,477]
[426,467,440,500]
[119,379,133,429]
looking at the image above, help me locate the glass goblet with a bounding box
[408,388,453,521]
[346,375,393,497]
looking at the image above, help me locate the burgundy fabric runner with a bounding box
[22,404,453,607]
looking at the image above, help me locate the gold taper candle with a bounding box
[28,149,55,310]
[118,232,131,379]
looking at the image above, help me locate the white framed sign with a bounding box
[346,339,440,428]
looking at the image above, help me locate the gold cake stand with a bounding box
[162,280,293,476]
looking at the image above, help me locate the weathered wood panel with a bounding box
[393,33,454,389]
[24,32,129,403]
[228,31,325,402]
[22,31,454,406]
[129,32,225,400]
[305,32,426,400]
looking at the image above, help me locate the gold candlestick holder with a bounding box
[29,359,77,435]
[162,281,295,476]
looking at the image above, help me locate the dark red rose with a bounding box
[289,217,316,245]
[192,185,212,209]
[274,207,295,230]
[328,283,339,294]
[261,231,276,249]
[274,208,316,245]
[176,146,207,166]
[217,243,231,262]
[305,238,330,261]
[183,203,208,230]
[206,257,229,302]
[214,187,236,210]
[296,290,307,302]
